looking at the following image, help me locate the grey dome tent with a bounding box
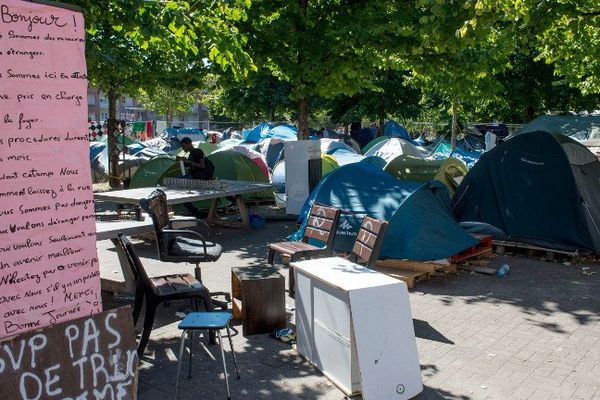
[452,131,600,253]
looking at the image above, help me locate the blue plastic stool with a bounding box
[175,312,240,399]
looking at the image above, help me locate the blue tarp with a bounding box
[291,161,478,261]
[384,120,411,141]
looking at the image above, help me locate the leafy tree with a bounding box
[239,1,411,139]
[465,52,600,123]
[404,0,518,149]
[327,70,421,133]
[137,86,200,128]
[486,0,600,95]
[61,0,254,186]
[204,71,295,123]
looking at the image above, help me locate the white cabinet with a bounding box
[293,257,423,399]
[284,140,321,215]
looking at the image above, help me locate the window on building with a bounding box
[100,97,108,106]
[88,96,96,105]
[100,111,109,121]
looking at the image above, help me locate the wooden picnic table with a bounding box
[94,179,274,228]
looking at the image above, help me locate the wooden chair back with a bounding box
[302,203,341,248]
[116,234,152,291]
[139,189,171,255]
[351,216,388,266]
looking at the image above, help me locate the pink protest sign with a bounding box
[0,0,101,339]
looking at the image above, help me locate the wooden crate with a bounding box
[231,266,286,336]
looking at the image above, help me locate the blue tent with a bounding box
[243,123,273,142]
[384,120,411,141]
[269,124,298,141]
[328,148,366,166]
[291,161,478,261]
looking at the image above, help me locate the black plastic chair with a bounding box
[115,234,214,357]
[139,189,230,310]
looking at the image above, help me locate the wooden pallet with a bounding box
[373,266,430,289]
[493,240,578,260]
[451,235,493,262]
[376,259,457,274]
[373,259,457,288]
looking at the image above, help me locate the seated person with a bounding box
[177,137,215,217]
[177,137,215,180]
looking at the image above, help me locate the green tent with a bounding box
[129,155,176,188]
[384,156,468,196]
[362,136,388,154]
[208,150,271,200]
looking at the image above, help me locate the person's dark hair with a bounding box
[180,137,192,145]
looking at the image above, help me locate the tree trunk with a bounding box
[297,97,310,140]
[451,96,458,152]
[107,90,120,188]
[378,118,384,137]
[166,111,173,128]
[344,124,349,135]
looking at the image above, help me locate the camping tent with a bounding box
[320,138,356,155]
[129,155,176,188]
[210,147,269,181]
[452,131,600,252]
[256,138,285,169]
[291,161,478,261]
[384,156,468,197]
[518,115,600,141]
[242,123,273,142]
[165,127,206,142]
[362,136,388,154]
[383,120,411,141]
[269,124,298,141]
[432,138,482,167]
[363,137,424,163]
[328,148,366,166]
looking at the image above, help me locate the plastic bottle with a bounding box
[497,264,510,278]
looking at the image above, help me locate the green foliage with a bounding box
[203,72,295,122]
[327,70,422,125]
[483,0,600,95]
[137,86,200,125]
[62,0,254,96]
[238,0,413,136]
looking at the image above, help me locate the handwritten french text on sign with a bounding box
[0,307,138,400]
[0,0,101,338]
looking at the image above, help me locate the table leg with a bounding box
[235,195,250,227]
[205,196,251,228]
[207,198,219,225]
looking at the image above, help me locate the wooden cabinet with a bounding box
[231,266,286,336]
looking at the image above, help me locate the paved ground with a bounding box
[99,221,600,400]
